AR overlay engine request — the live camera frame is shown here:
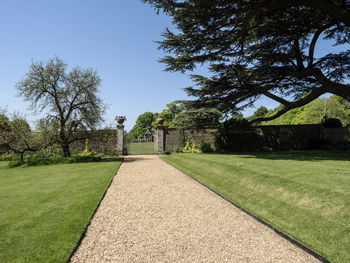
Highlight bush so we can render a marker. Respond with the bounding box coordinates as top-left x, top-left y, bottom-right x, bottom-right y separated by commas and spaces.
307, 138, 330, 150
8, 153, 103, 167
215, 119, 265, 152
322, 118, 342, 128
331, 141, 350, 151
199, 143, 213, 153
183, 138, 198, 153
0, 154, 19, 161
